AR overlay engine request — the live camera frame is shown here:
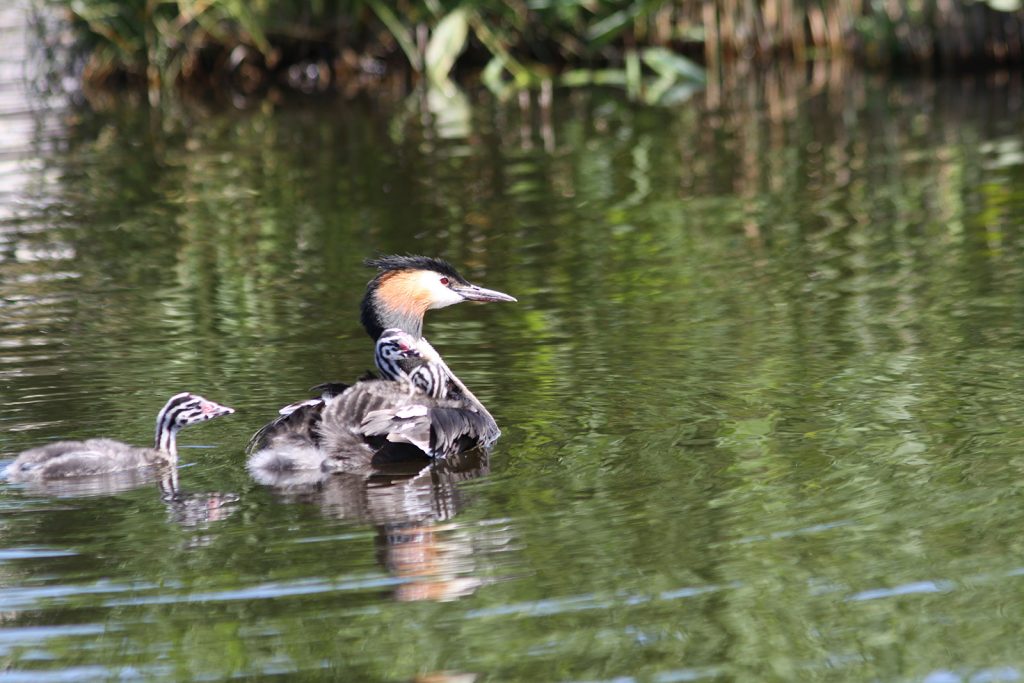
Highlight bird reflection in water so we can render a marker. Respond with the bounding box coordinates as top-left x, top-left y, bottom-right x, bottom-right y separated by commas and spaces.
6, 466, 170, 499
4, 464, 240, 538
260, 448, 513, 603
157, 468, 240, 536
413, 673, 478, 683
